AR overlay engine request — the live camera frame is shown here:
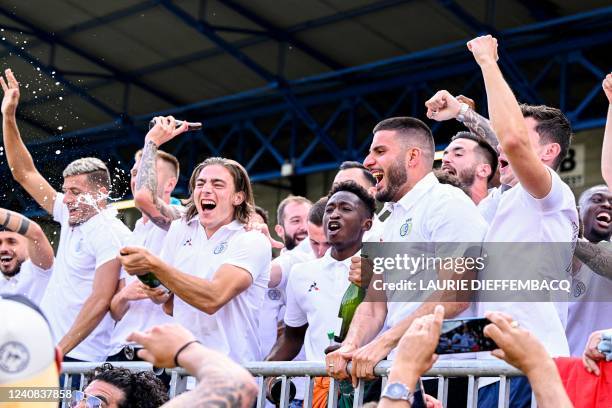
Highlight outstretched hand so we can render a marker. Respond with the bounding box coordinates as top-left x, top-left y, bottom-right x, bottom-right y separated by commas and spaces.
425, 90, 462, 121
146, 116, 190, 147
0, 68, 20, 117
467, 35, 499, 66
